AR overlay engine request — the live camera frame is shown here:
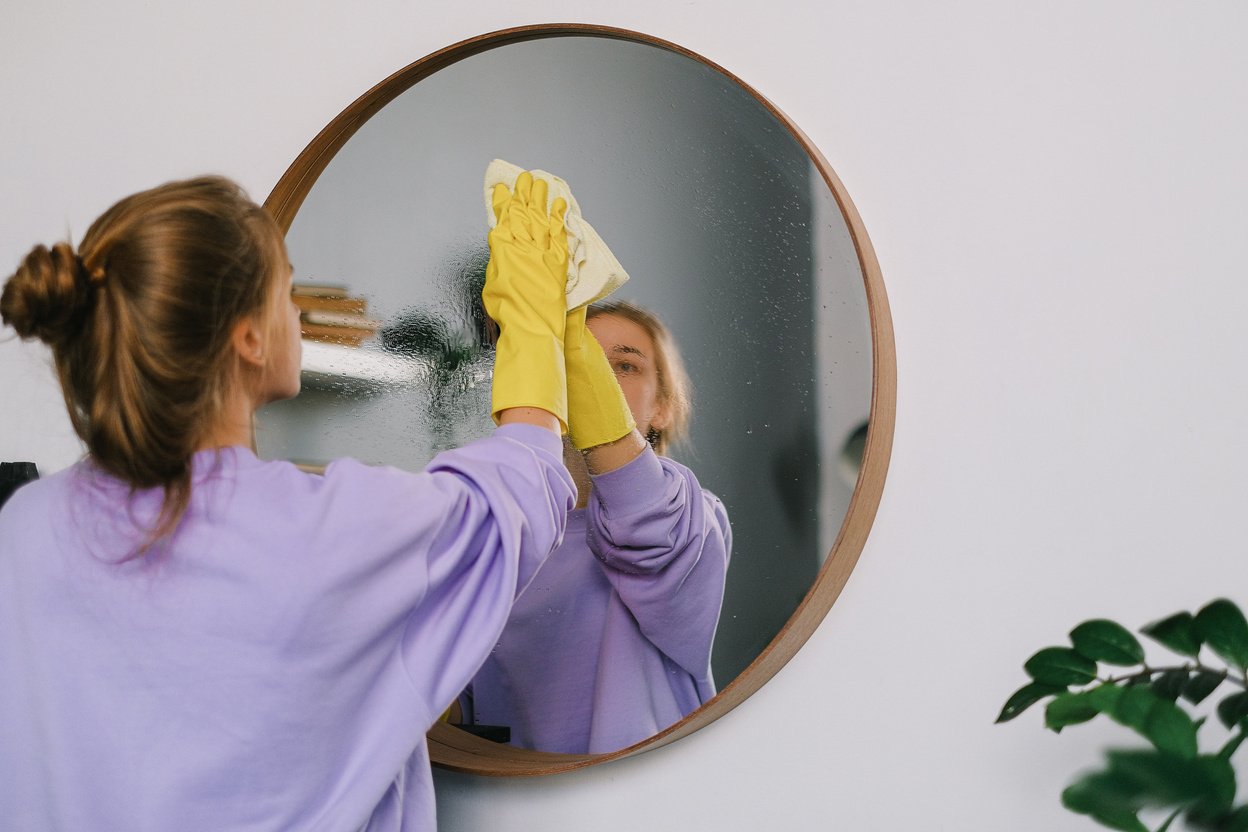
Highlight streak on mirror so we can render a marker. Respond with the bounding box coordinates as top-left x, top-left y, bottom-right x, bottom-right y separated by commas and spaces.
259, 24, 895, 774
